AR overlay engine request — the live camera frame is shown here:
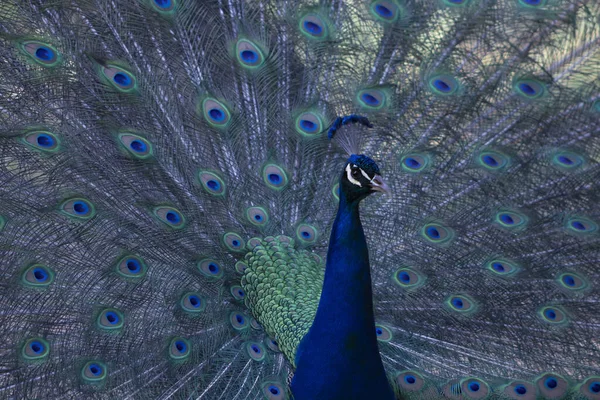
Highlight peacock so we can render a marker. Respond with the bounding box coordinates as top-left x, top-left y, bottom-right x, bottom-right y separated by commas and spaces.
1, 0, 599, 398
